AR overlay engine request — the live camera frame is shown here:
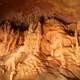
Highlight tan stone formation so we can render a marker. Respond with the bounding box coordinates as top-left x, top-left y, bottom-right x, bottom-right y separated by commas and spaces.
0, 0, 80, 80
0, 17, 80, 80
